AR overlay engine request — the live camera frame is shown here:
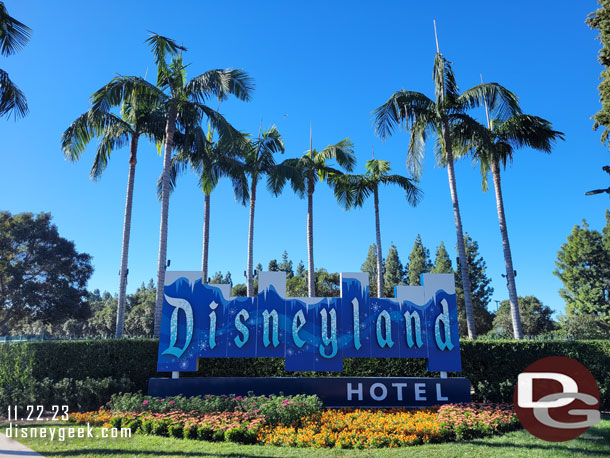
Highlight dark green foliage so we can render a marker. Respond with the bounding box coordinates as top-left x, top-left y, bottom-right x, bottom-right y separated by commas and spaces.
0, 212, 93, 335
267, 259, 279, 271
493, 296, 555, 337
212, 429, 225, 442
588, 1, 610, 147
2, 339, 610, 411
455, 234, 494, 336
183, 423, 198, 439
225, 427, 257, 444
279, 251, 294, 279
286, 269, 339, 297
152, 419, 170, 436
432, 241, 453, 273
0, 374, 134, 412
407, 234, 432, 286
554, 219, 610, 323
168, 423, 184, 439
196, 425, 214, 441
0, 1, 30, 119
559, 313, 610, 339
361, 243, 380, 297
383, 243, 405, 297
141, 419, 154, 434
231, 284, 247, 297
